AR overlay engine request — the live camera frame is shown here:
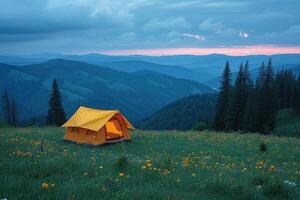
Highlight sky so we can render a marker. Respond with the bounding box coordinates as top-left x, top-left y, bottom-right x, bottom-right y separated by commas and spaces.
1, 0, 300, 56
